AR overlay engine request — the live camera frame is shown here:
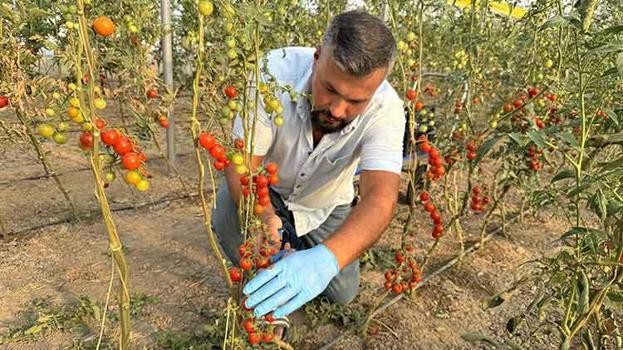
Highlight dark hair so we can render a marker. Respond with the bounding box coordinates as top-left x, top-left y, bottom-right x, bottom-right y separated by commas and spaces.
322, 10, 396, 77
